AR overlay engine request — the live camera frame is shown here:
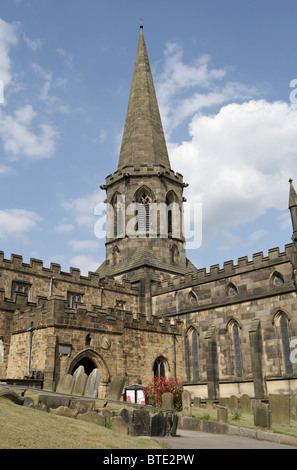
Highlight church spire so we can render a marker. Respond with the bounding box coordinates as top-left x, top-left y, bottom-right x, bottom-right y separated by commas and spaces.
117, 26, 171, 170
